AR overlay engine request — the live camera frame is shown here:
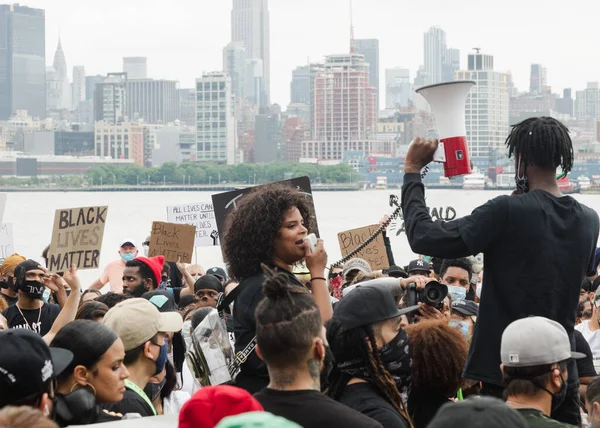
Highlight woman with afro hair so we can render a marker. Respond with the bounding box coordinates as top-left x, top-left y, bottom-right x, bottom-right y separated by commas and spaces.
221, 183, 331, 393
